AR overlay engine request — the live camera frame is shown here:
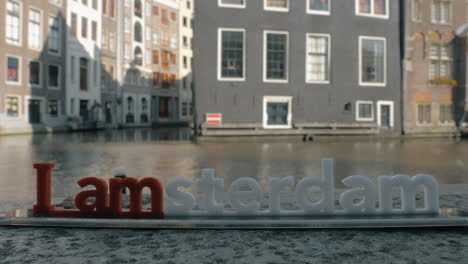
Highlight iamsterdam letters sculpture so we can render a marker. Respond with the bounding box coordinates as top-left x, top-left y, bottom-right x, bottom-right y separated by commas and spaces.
33, 159, 440, 219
